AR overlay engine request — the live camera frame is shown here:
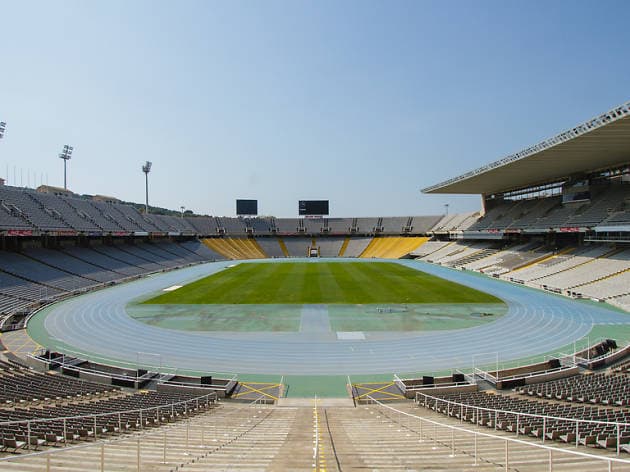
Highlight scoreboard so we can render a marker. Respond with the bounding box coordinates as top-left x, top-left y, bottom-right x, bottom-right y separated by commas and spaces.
236, 199, 258, 216
299, 200, 329, 216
